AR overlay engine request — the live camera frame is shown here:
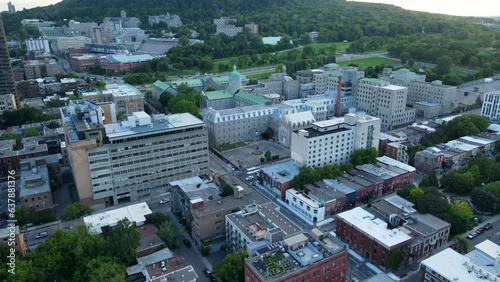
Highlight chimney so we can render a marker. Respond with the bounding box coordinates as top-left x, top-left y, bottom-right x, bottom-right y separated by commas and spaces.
335, 76, 342, 117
